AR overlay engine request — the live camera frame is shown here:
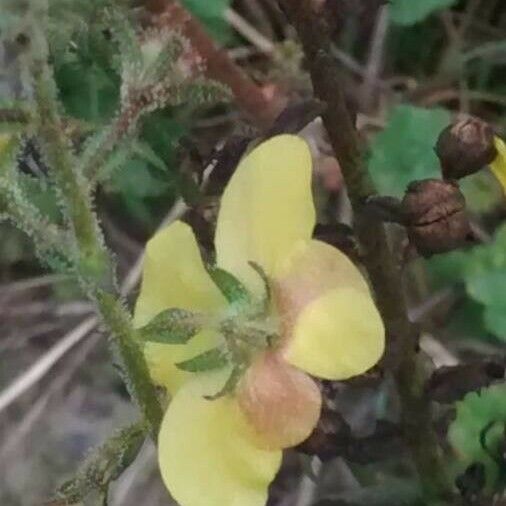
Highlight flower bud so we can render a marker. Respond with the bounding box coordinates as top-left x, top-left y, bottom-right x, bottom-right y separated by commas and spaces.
401, 179, 473, 257
436, 117, 497, 180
